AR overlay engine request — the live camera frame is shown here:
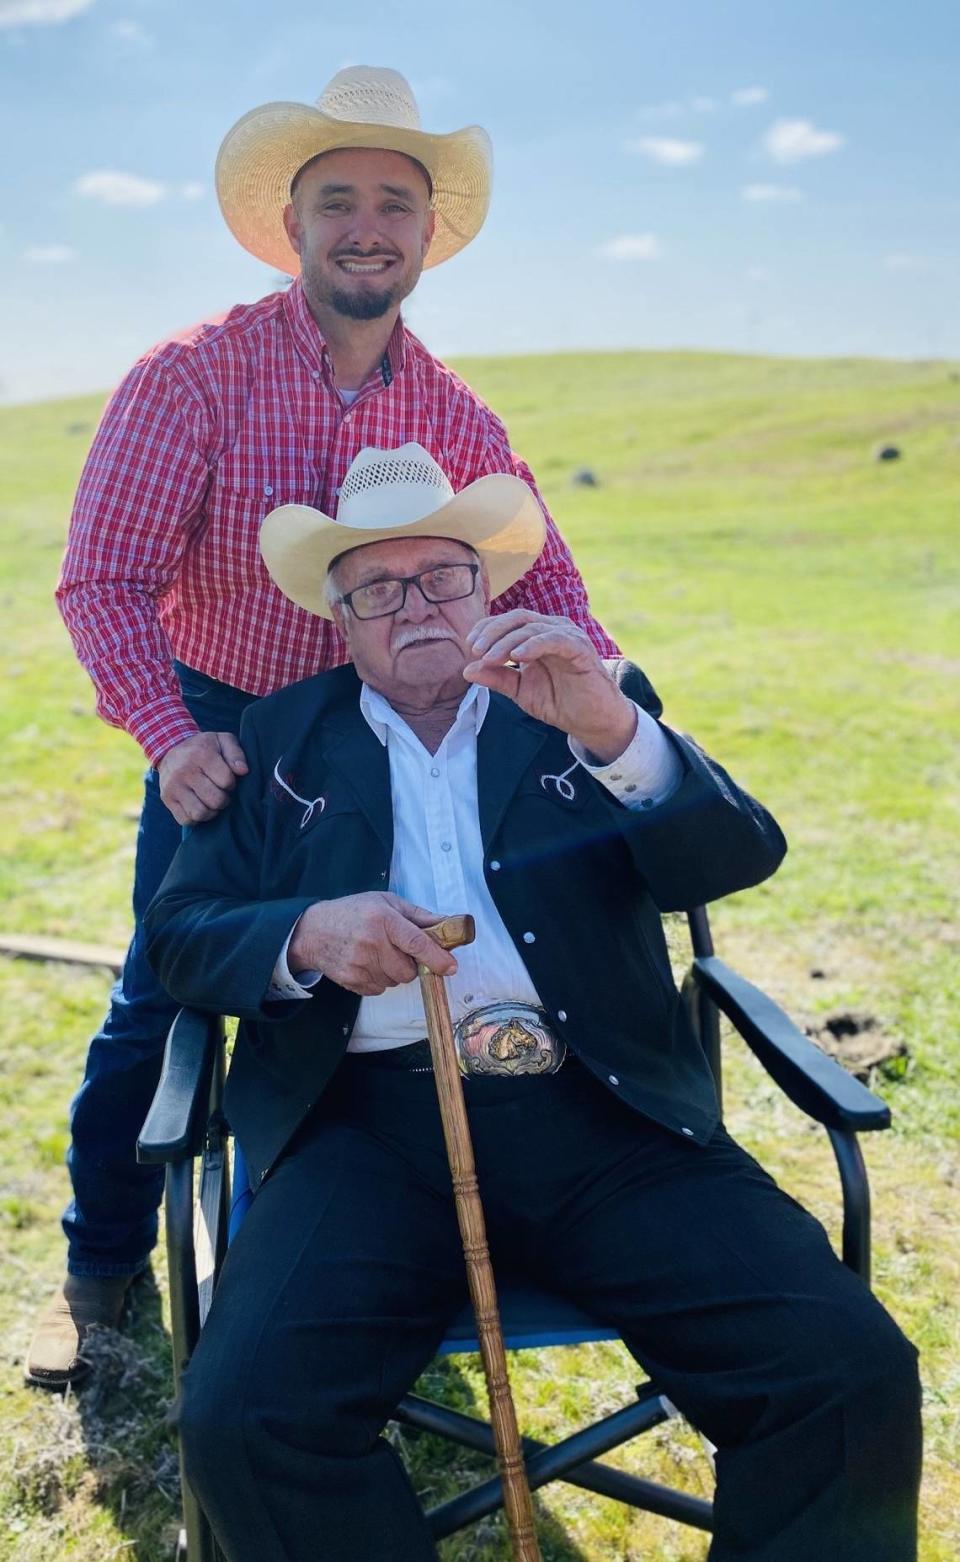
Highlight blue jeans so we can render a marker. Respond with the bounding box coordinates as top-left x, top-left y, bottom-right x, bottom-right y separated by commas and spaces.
63, 663, 256, 1276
